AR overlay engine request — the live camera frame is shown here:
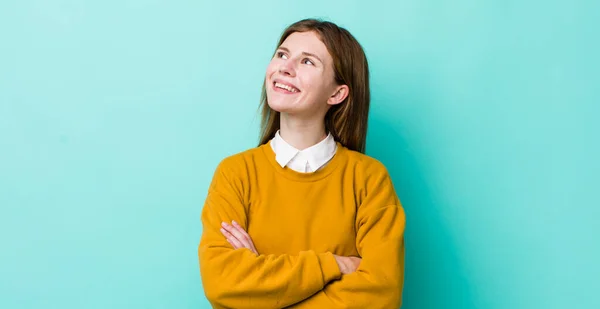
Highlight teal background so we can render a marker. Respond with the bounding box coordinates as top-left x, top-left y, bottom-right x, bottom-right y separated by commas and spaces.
1, 1, 598, 308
